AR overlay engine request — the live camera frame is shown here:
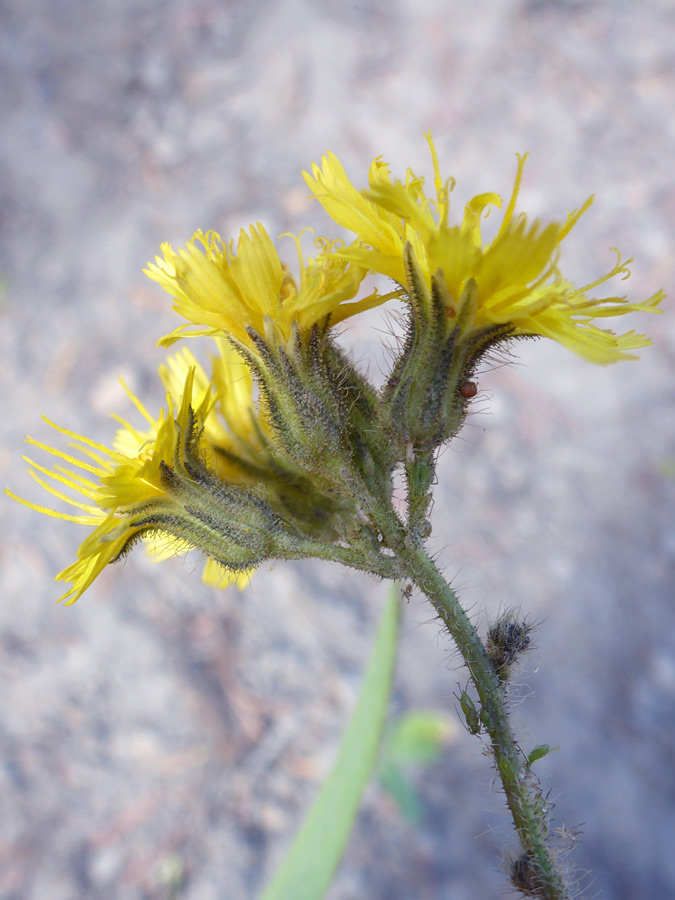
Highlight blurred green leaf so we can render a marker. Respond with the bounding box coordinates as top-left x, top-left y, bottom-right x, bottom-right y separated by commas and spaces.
658, 459, 675, 479
382, 710, 453, 767
378, 709, 455, 822
259, 588, 400, 900
154, 853, 185, 900
378, 763, 422, 823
